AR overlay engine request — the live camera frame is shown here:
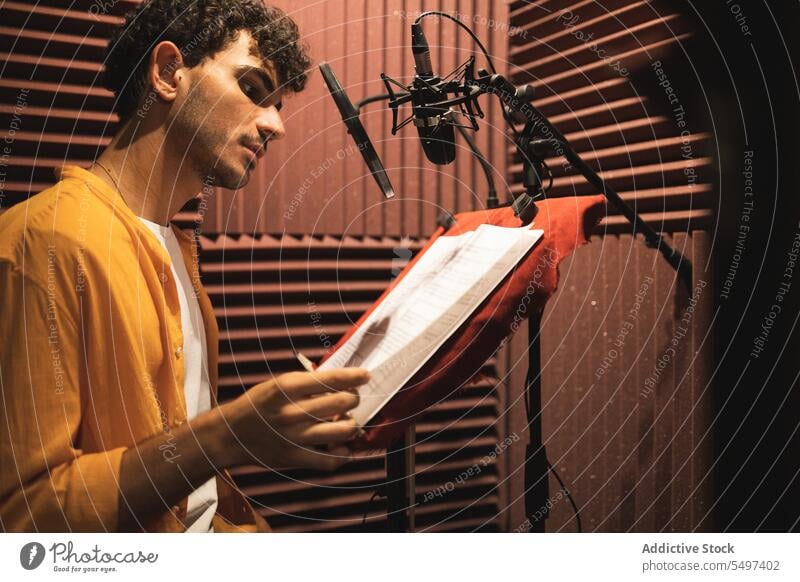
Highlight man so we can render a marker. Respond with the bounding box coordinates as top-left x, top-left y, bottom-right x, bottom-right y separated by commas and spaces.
0, 0, 368, 532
